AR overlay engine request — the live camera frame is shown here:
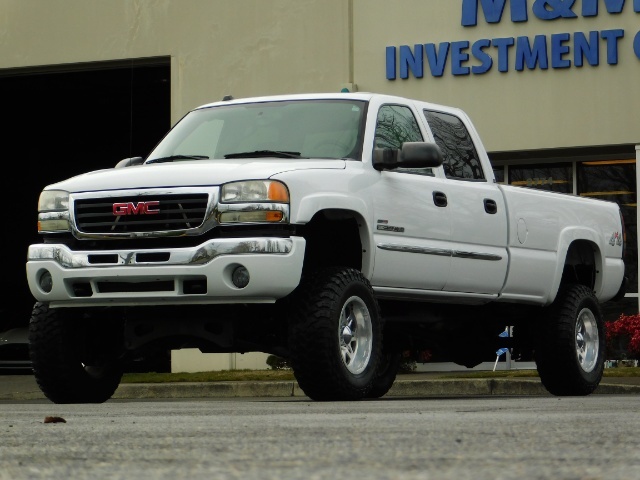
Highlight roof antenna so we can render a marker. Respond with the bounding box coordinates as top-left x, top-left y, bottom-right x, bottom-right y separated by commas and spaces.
222, 95, 234, 101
